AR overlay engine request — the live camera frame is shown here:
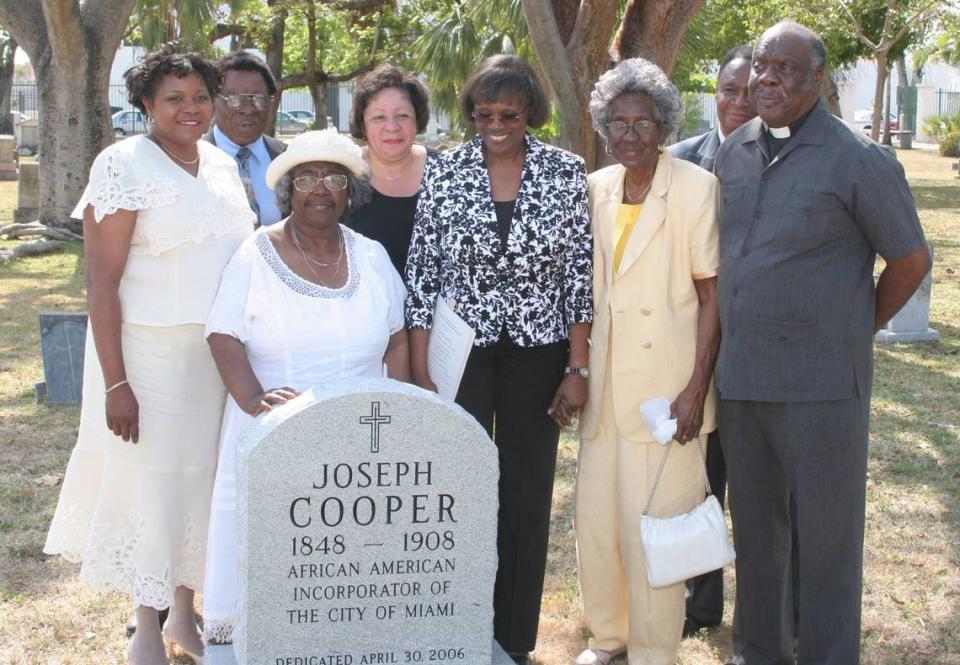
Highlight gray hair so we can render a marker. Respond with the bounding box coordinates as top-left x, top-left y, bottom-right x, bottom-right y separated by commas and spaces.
274, 171, 372, 222
589, 58, 683, 139
759, 21, 828, 81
